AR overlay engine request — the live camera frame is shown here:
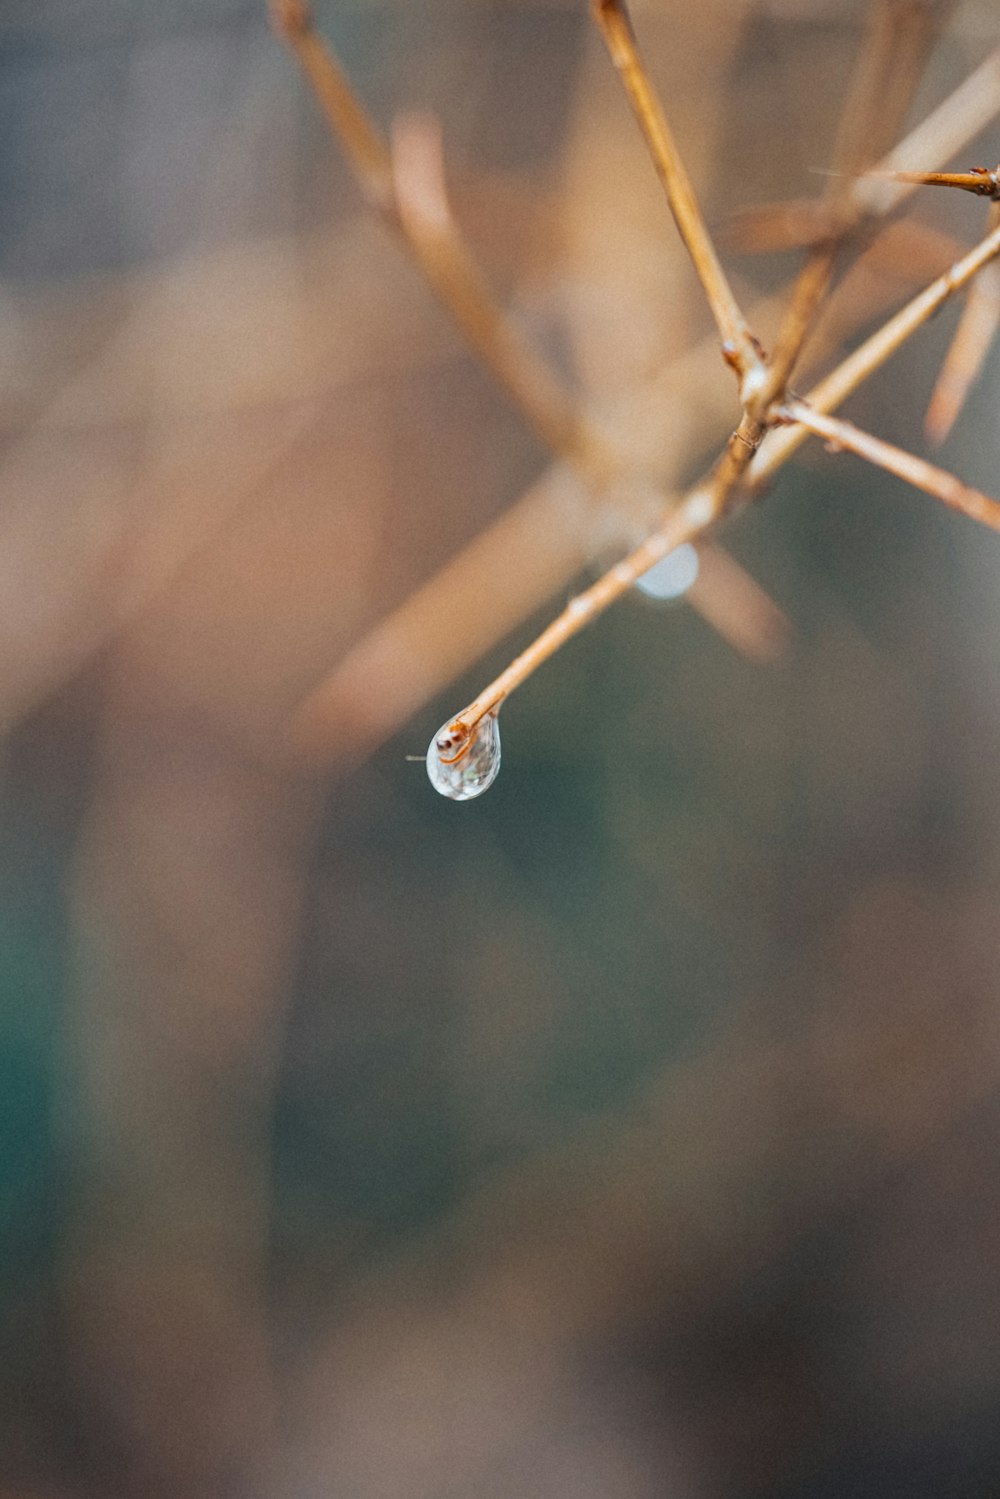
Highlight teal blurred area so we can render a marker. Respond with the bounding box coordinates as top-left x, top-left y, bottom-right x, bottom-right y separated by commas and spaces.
3, 2, 1000, 1497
